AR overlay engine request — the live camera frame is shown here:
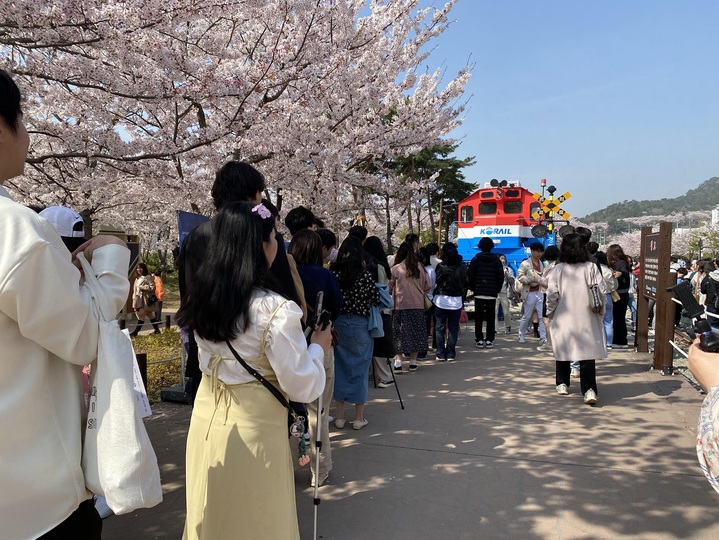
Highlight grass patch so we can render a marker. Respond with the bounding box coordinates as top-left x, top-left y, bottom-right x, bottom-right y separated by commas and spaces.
131, 329, 184, 403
